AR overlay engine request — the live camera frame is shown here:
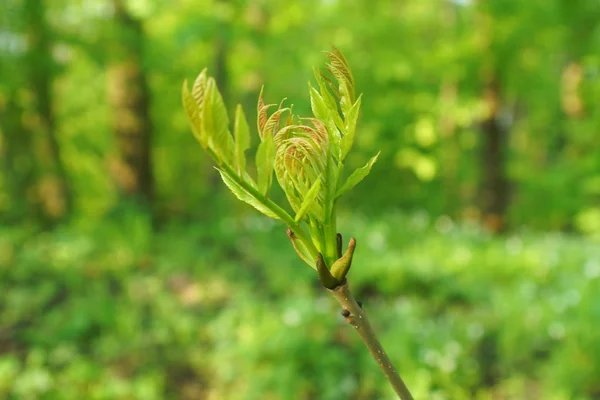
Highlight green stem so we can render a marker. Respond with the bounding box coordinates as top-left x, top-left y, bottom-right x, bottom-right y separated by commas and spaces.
324, 206, 337, 265
328, 281, 414, 400
220, 163, 319, 260
309, 217, 325, 254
